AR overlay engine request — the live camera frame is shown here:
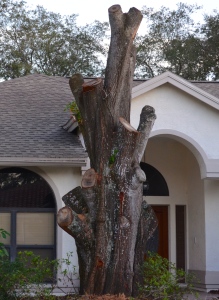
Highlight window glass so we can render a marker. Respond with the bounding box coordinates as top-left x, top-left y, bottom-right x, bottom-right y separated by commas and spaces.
0, 212, 11, 245
17, 213, 54, 245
